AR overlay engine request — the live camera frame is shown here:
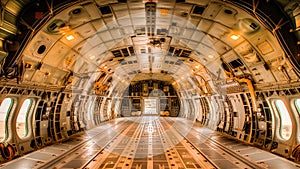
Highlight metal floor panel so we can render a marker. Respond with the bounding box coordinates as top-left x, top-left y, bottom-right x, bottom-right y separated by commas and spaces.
26, 152, 55, 161
237, 147, 259, 155
213, 159, 241, 169
2, 117, 300, 169
62, 159, 89, 168
247, 152, 275, 161
264, 158, 299, 168
0, 159, 38, 169
200, 149, 226, 159
39, 147, 66, 154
